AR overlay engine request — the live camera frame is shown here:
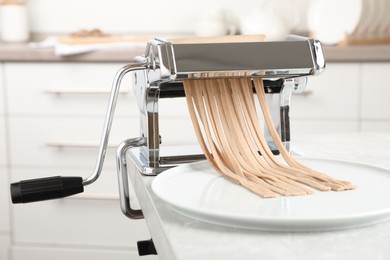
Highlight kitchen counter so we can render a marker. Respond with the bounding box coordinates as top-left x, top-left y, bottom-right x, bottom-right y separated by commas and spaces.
1, 41, 390, 62
0, 42, 143, 62
128, 133, 390, 260
322, 45, 390, 62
